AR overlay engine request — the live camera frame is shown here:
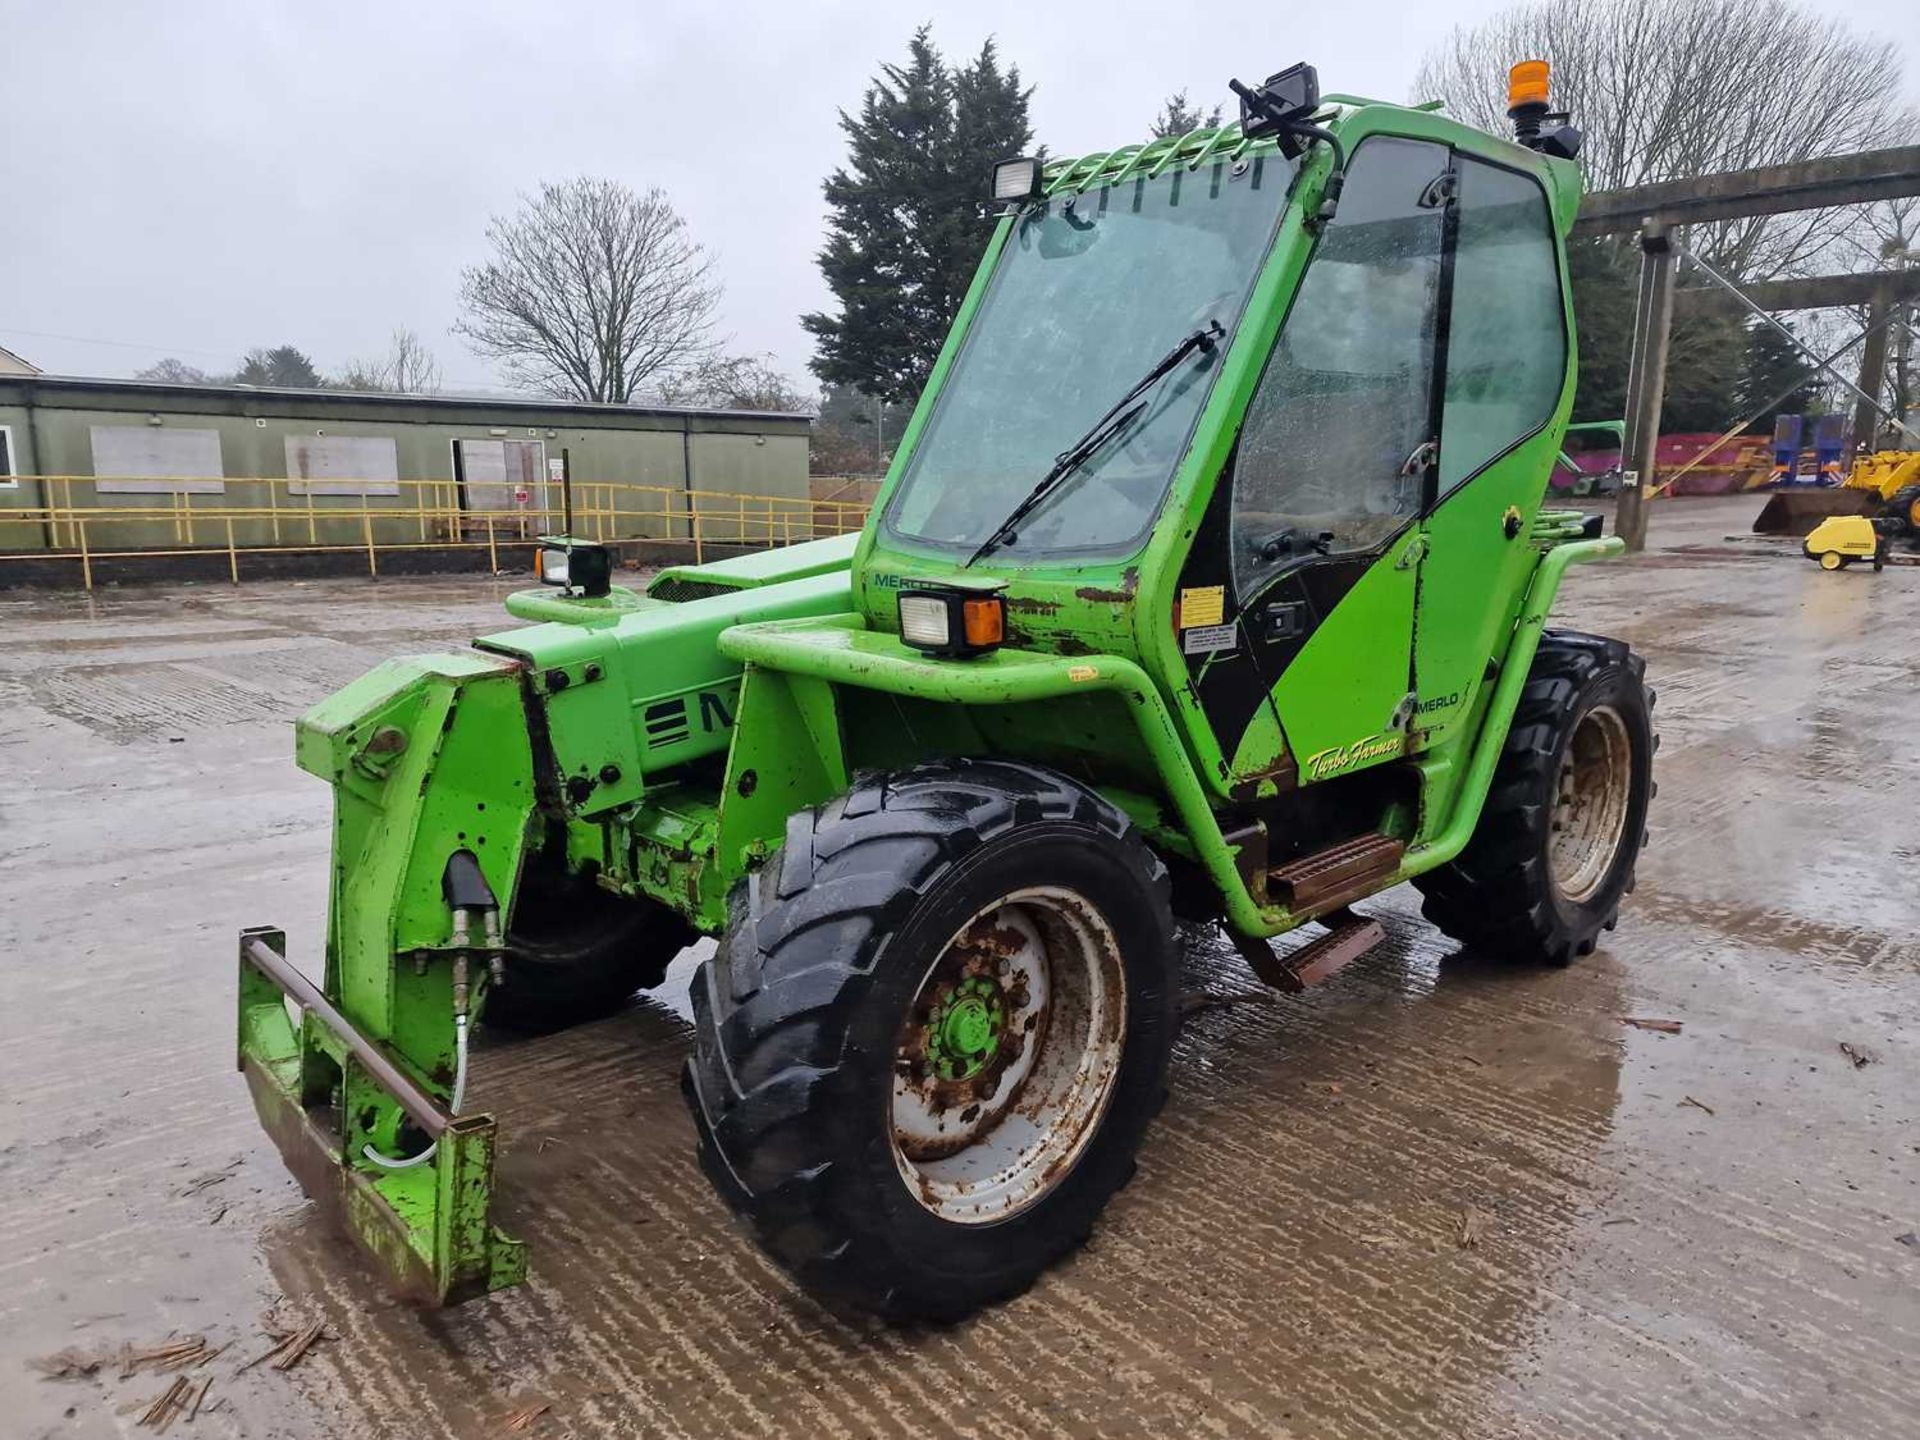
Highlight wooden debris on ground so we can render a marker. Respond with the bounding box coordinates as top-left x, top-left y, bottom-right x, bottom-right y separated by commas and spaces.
502, 1400, 552, 1431
177, 1160, 242, 1198
1619, 1016, 1684, 1034
120, 1336, 223, 1378
240, 1317, 332, 1374
1457, 1206, 1487, 1249
138, 1375, 194, 1430
1680, 1094, 1716, 1116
